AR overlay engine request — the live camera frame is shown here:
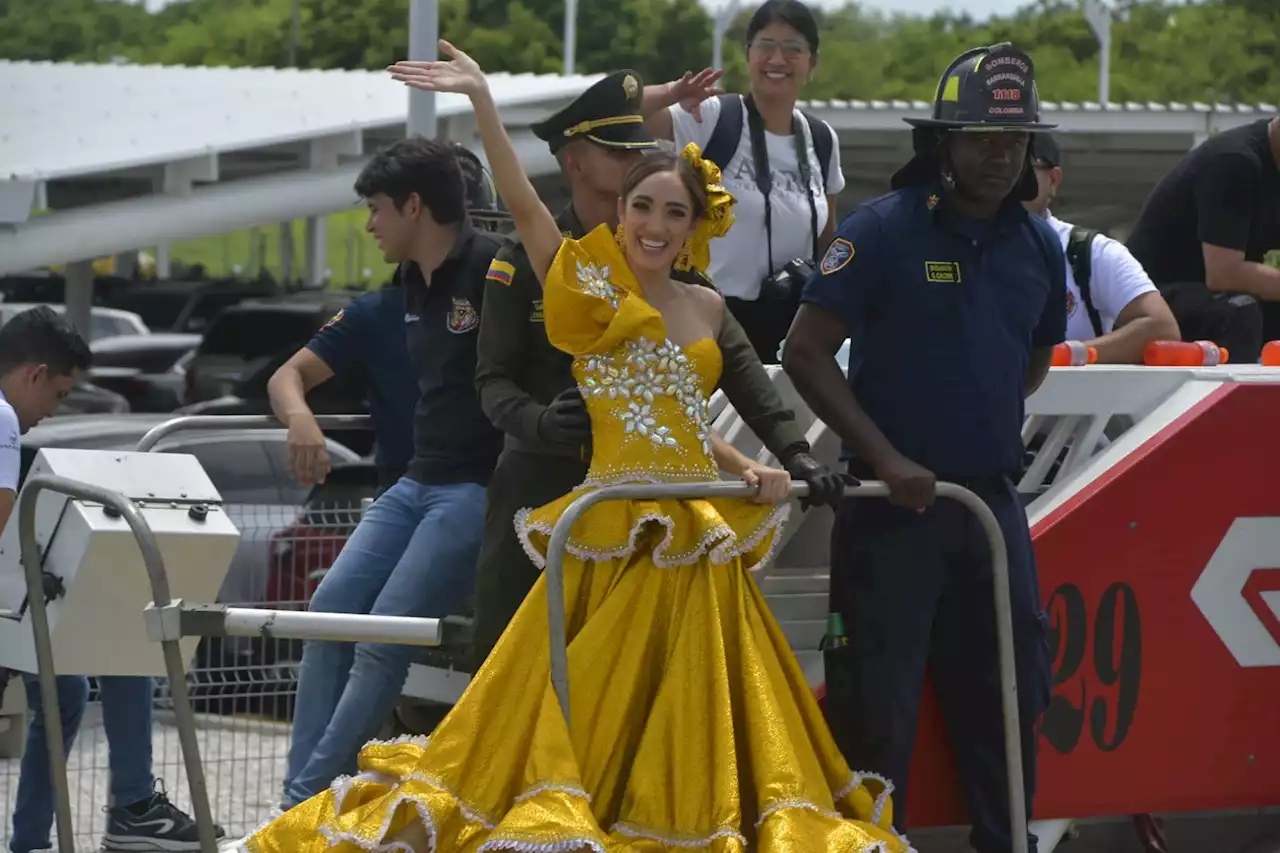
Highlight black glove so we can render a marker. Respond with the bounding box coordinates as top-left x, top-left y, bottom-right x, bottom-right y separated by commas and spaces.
537, 387, 592, 446
784, 451, 855, 510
